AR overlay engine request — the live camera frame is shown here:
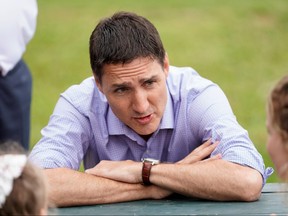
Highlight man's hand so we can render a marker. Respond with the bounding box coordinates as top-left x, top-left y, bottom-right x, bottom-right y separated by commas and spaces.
85, 160, 142, 183
85, 139, 220, 184
177, 139, 221, 164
